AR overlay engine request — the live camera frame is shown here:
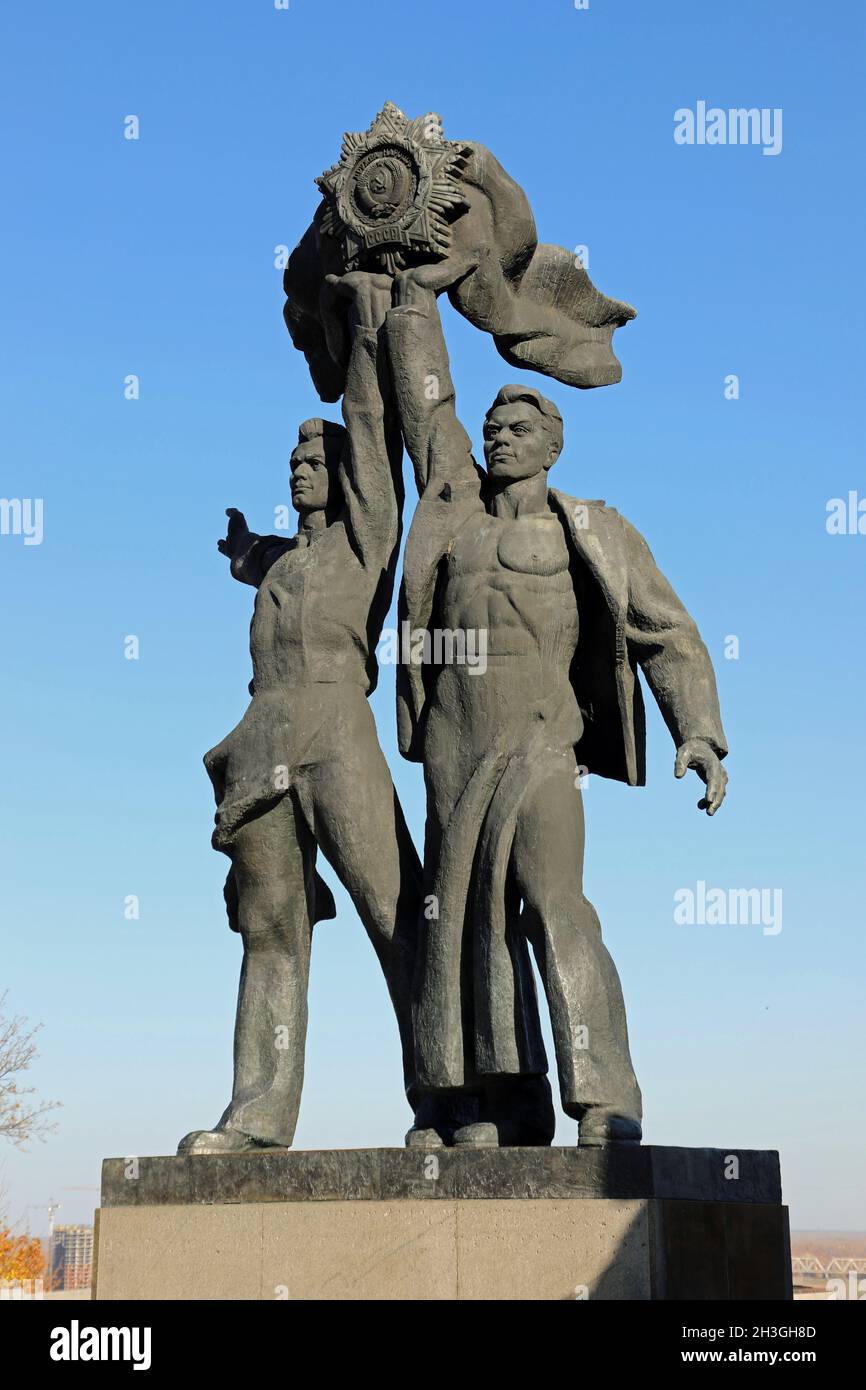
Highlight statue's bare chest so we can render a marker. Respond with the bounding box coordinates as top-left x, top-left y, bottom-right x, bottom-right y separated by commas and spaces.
443, 512, 578, 649
448, 512, 572, 584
